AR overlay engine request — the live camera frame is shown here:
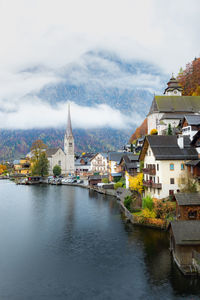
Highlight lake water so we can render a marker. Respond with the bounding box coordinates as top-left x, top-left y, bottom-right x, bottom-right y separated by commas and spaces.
1, 180, 200, 299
